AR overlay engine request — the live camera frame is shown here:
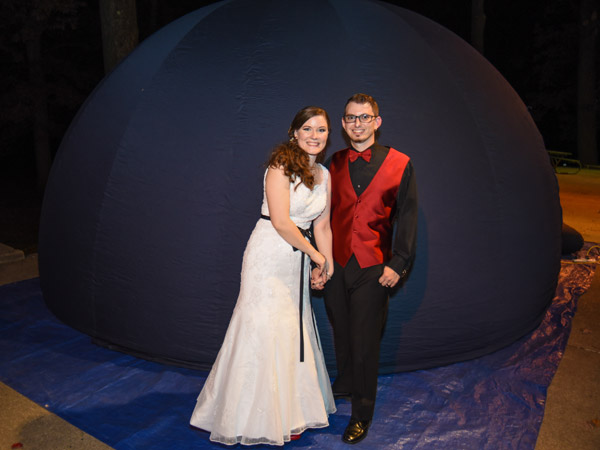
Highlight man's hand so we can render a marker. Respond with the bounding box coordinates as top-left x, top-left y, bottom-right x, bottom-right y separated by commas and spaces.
379, 266, 400, 288
311, 267, 326, 290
